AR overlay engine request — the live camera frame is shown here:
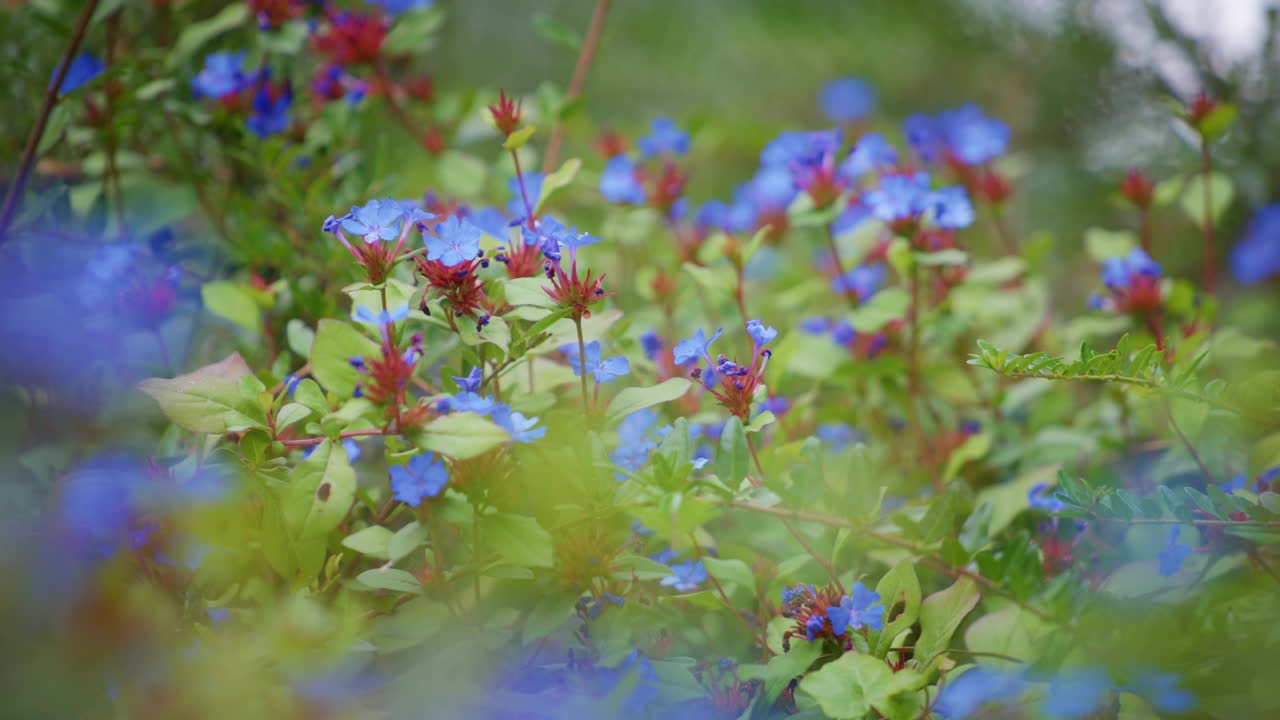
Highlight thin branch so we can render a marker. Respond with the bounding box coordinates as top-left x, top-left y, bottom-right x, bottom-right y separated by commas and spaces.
0, 0, 104, 243
541, 0, 612, 173
690, 536, 775, 656
1166, 400, 1220, 485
